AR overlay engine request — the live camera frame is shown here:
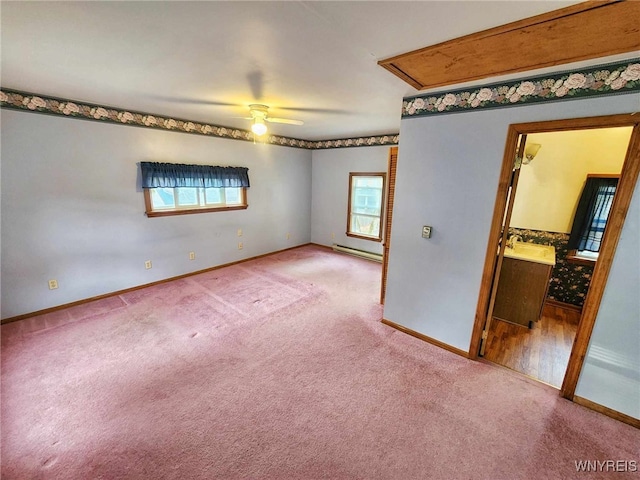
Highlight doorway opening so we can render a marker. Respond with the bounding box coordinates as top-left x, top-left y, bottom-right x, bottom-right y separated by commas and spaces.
470, 114, 640, 400
482, 127, 632, 388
